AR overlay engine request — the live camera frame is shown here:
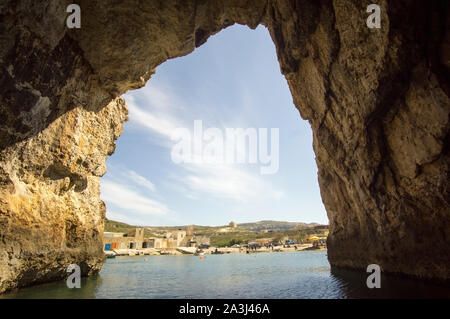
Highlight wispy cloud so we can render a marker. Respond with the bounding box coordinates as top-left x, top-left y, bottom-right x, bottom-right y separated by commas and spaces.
101, 162, 179, 225
104, 165, 157, 194
122, 84, 285, 204
125, 85, 183, 140
126, 169, 156, 193
180, 163, 283, 202
128, 99, 180, 138
101, 180, 169, 216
